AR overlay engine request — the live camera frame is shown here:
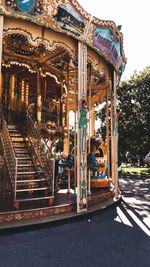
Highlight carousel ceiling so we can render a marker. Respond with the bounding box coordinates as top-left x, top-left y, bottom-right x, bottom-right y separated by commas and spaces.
3, 31, 110, 102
